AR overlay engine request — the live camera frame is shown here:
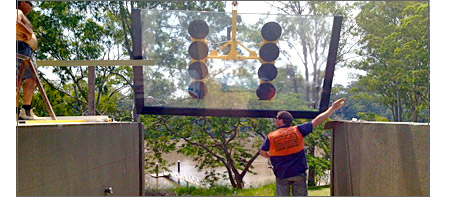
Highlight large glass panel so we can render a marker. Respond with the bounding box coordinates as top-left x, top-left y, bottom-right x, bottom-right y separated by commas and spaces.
141, 9, 334, 111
